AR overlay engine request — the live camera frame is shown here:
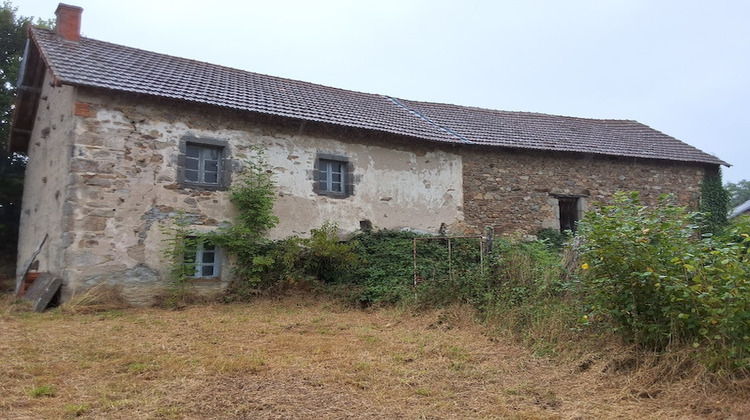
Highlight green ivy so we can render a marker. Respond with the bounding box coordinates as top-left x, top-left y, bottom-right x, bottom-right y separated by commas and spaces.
700, 169, 730, 235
